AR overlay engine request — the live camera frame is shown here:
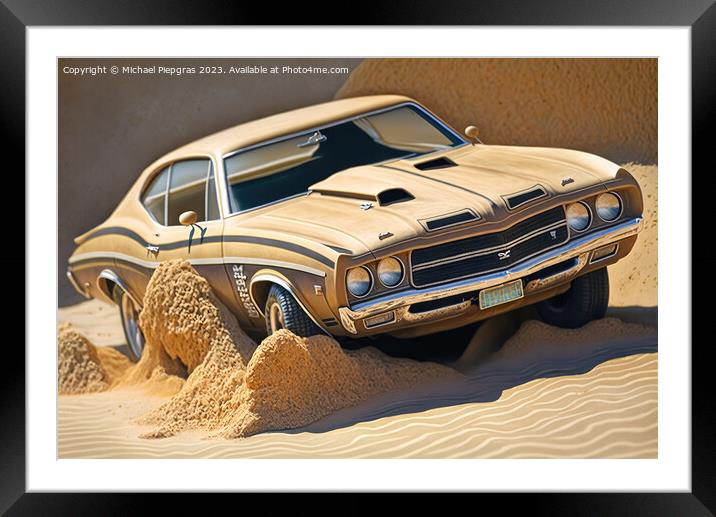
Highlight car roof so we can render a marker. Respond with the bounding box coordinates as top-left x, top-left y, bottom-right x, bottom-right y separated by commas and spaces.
151, 94, 417, 166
